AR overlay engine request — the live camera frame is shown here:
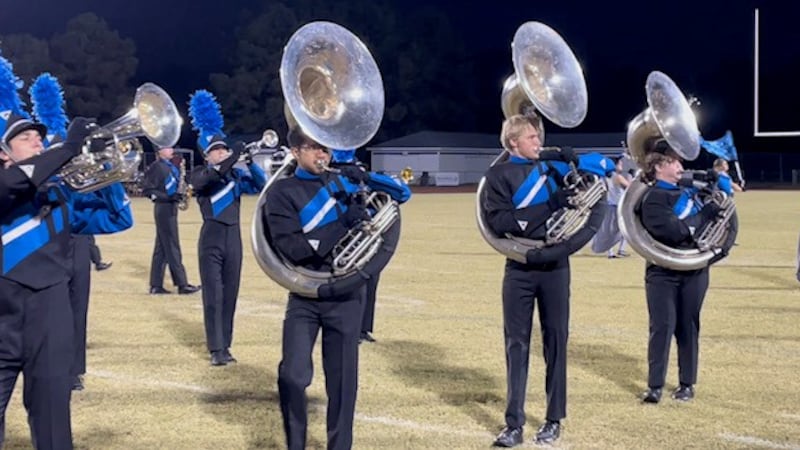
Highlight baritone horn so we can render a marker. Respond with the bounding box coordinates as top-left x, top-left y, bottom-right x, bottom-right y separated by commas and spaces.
59, 82, 182, 193
476, 21, 602, 263
251, 21, 399, 298
618, 71, 737, 270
